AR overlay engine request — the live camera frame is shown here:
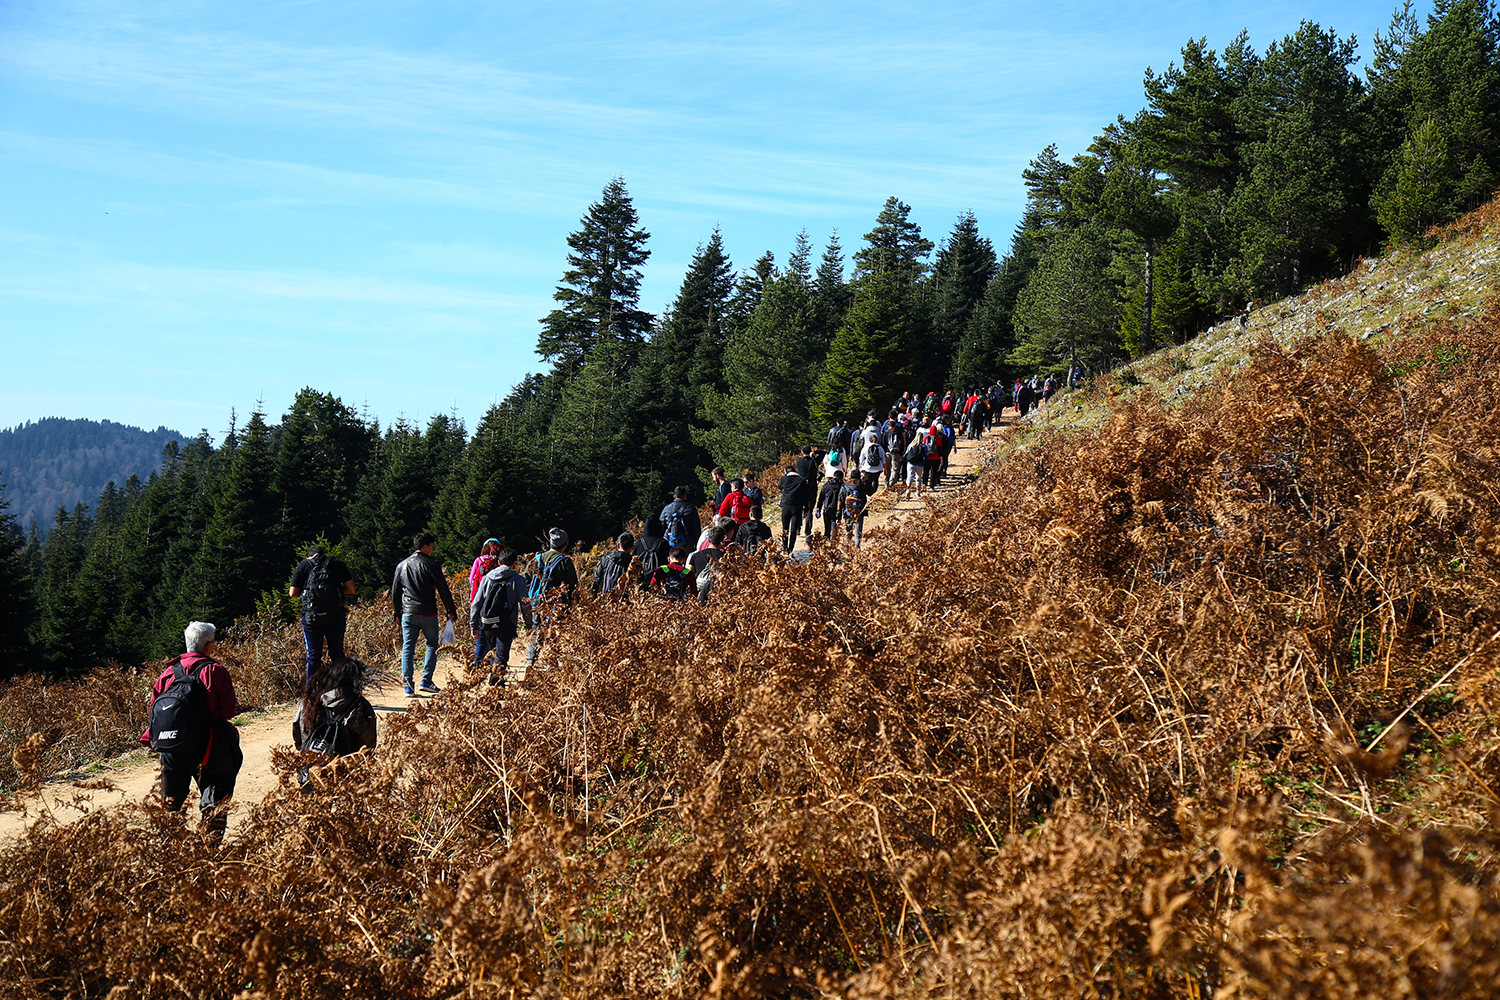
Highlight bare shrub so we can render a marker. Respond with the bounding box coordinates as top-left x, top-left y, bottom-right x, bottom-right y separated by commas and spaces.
1, 253, 1499, 995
